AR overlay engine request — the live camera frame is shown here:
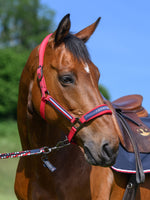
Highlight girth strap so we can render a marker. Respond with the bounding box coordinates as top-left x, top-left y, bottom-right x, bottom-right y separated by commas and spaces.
122, 174, 138, 200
